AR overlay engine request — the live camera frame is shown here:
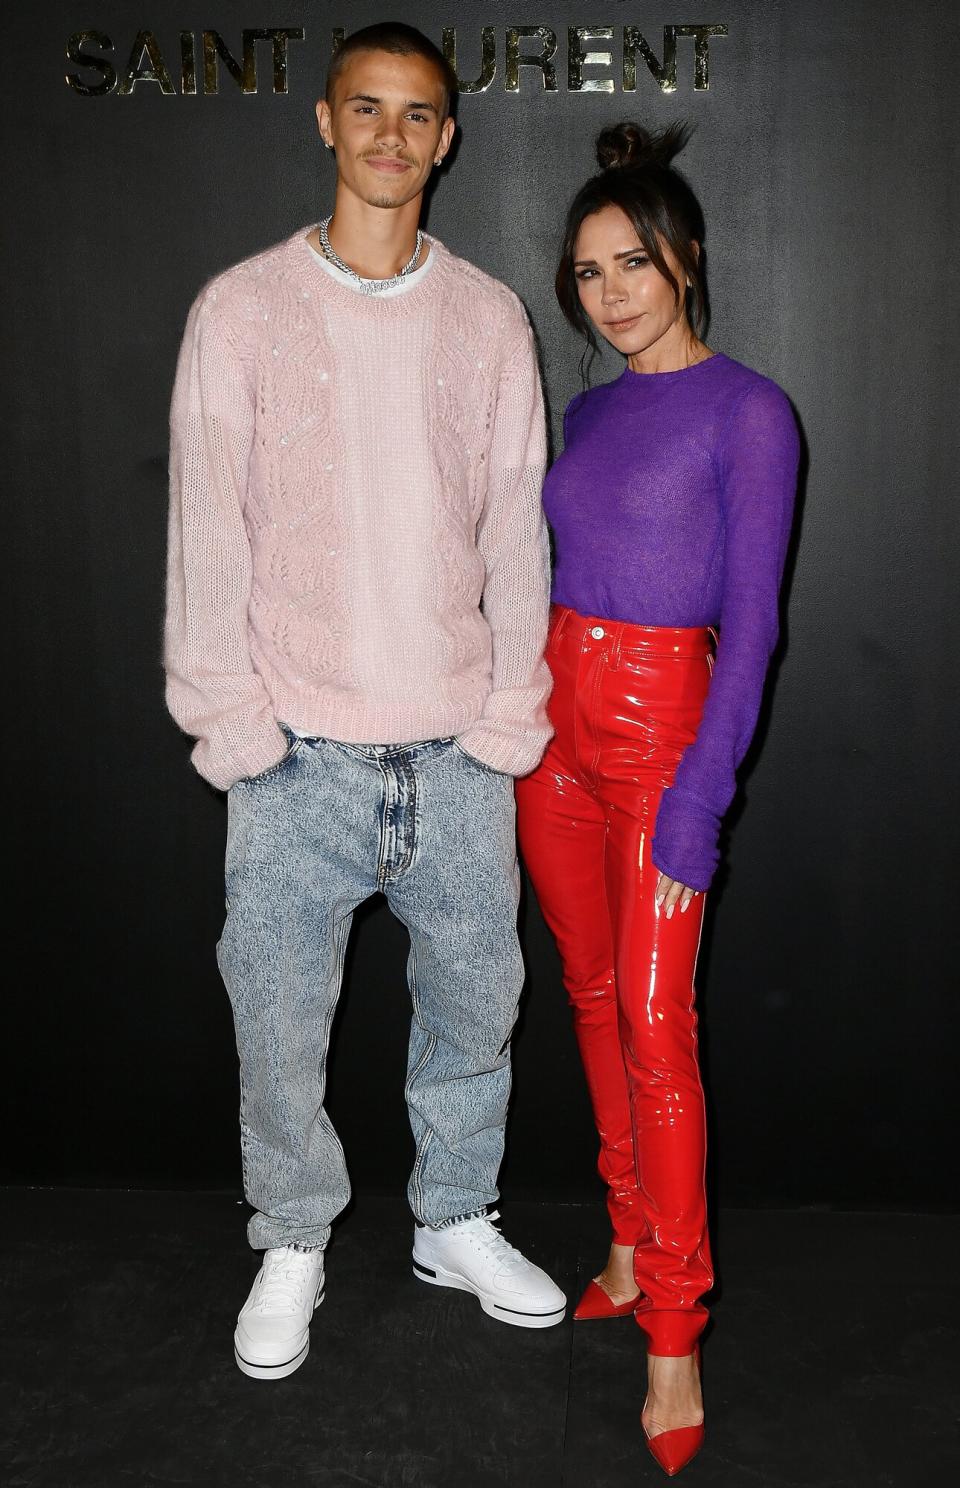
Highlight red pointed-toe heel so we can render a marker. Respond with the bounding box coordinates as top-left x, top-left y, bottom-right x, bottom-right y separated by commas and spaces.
645, 1423, 704, 1477
573, 1279, 644, 1320
643, 1346, 704, 1477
